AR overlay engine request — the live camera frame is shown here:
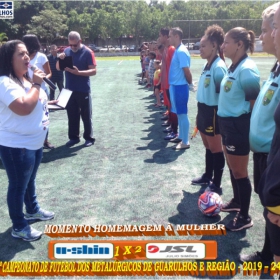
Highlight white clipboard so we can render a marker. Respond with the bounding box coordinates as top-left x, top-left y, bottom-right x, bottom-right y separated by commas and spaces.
48, 88, 72, 110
